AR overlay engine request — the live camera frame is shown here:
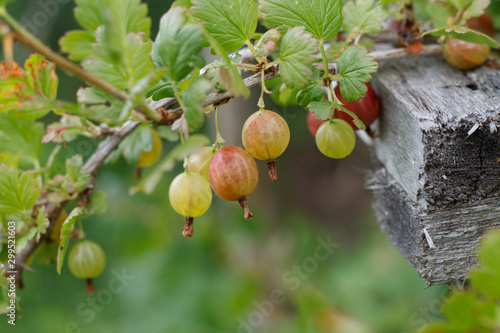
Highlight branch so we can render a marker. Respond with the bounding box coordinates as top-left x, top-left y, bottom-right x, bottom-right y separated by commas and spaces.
9, 14, 443, 283
198, 44, 443, 111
